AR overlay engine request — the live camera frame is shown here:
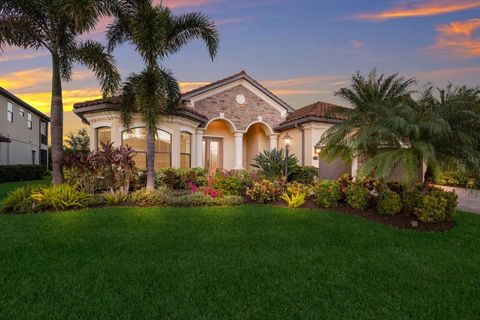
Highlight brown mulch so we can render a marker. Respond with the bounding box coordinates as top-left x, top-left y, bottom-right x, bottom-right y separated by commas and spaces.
245, 198, 455, 233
